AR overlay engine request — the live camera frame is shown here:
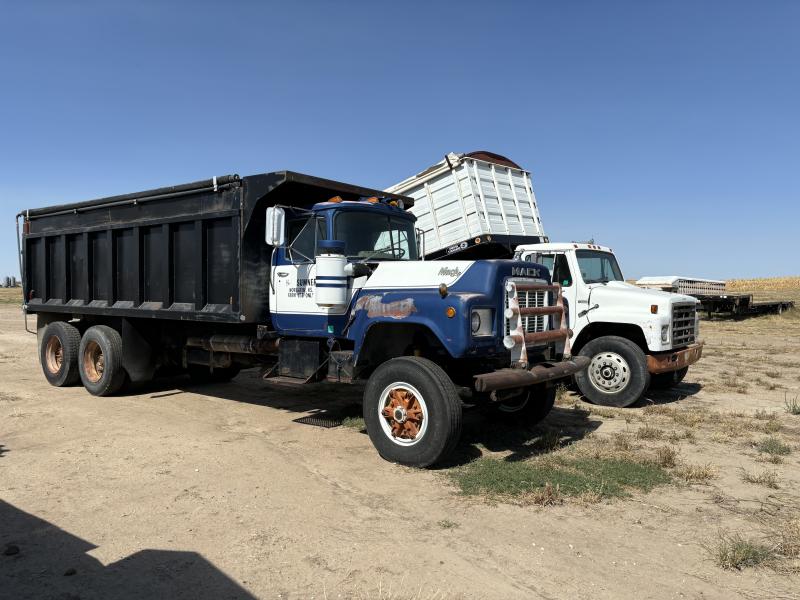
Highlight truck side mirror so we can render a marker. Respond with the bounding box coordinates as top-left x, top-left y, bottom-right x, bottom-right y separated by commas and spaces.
265, 207, 286, 246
